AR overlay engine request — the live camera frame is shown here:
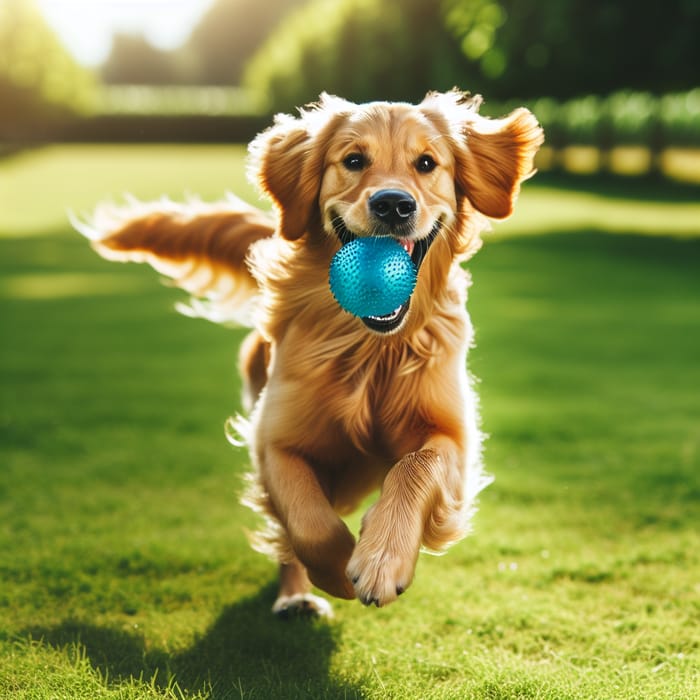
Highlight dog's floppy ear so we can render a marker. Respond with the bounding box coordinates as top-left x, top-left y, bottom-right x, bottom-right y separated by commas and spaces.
249, 95, 349, 240
459, 106, 544, 218
423, 90, 544, 219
